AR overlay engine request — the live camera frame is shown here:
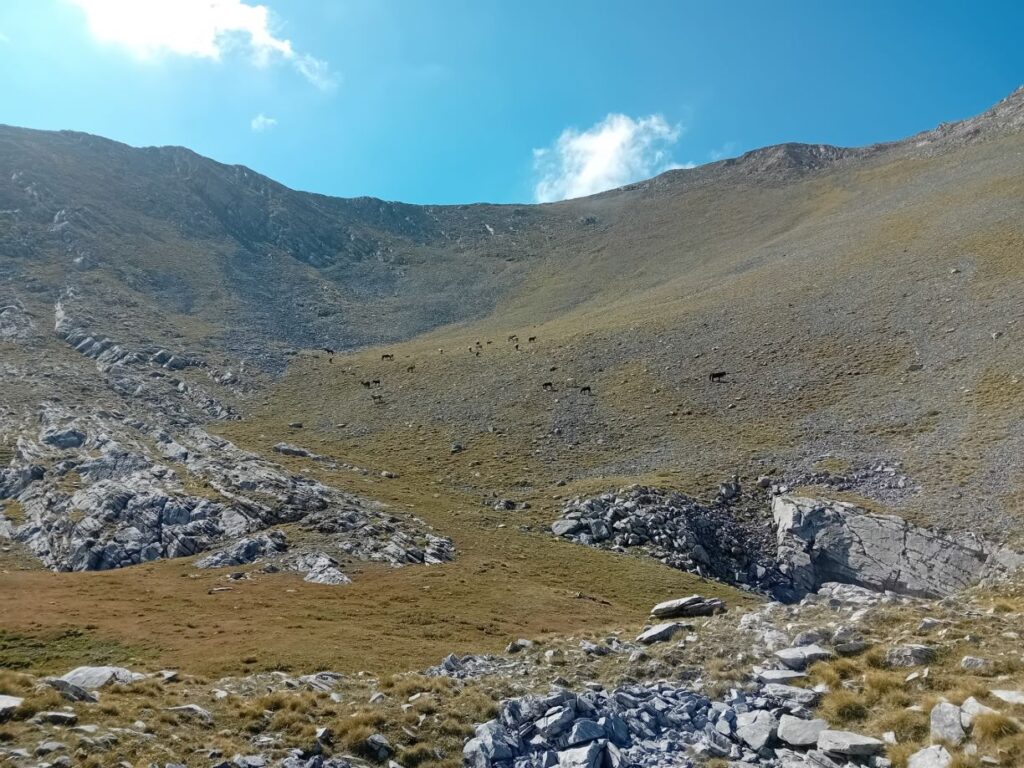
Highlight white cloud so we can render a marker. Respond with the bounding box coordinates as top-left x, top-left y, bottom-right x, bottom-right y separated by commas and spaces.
0, 30, 9, 43
250, 113, 277, 132
67, 0, 337, 90
708, 141, 739, 162
532, 113, 684, 203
